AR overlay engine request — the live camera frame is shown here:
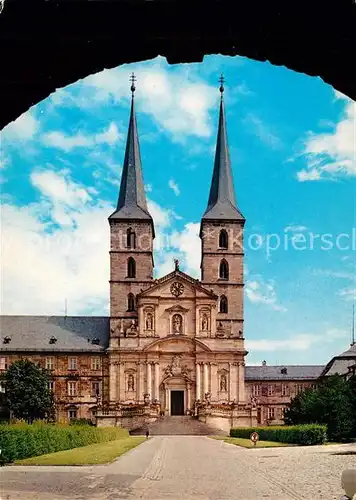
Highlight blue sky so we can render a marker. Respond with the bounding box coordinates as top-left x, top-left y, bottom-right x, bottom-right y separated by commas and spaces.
0, 55, 355, 366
